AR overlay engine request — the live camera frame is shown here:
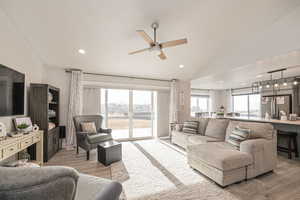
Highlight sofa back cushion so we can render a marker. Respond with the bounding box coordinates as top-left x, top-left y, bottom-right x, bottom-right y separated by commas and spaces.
225, 120, 274, 142
204, 119, 229, 140
182, 121, 199, 134
197, 118, 210, 135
